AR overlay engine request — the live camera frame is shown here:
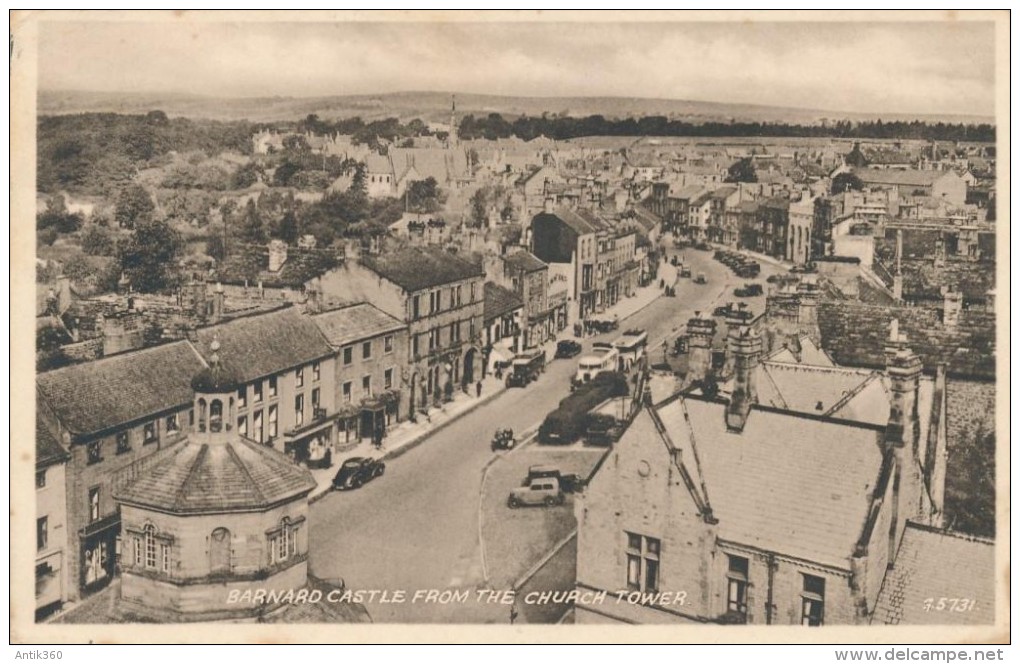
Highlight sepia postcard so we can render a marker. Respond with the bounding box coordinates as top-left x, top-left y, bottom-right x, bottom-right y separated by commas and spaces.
10, 9, 1010, 645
